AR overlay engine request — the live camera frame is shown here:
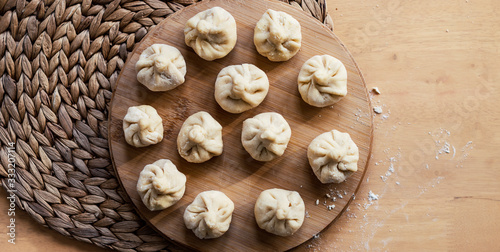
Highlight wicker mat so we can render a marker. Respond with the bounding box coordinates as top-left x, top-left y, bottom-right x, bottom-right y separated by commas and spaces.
0, 0, 333, 251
